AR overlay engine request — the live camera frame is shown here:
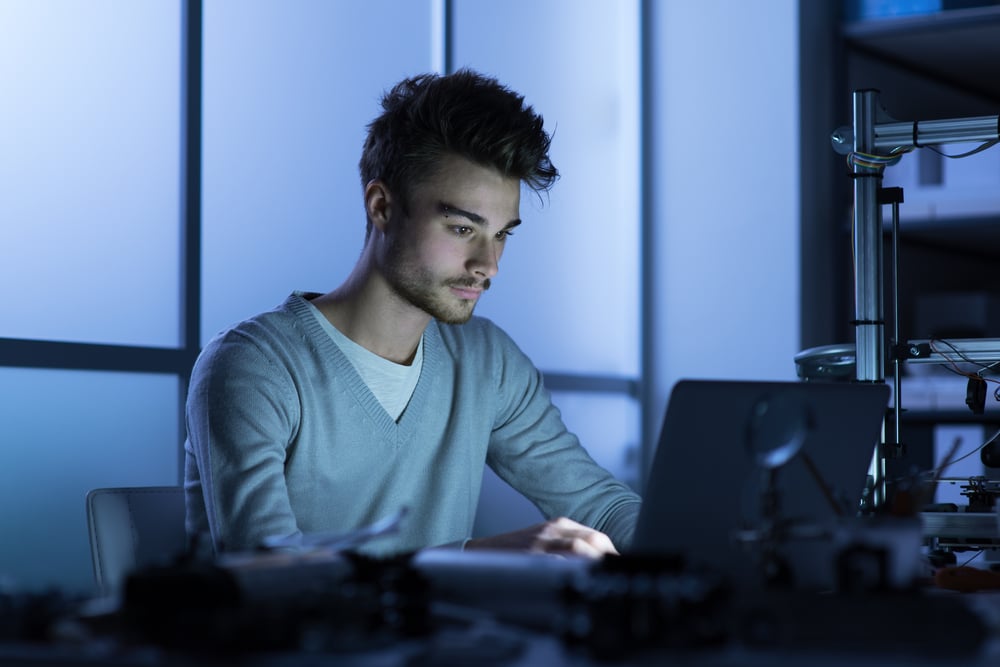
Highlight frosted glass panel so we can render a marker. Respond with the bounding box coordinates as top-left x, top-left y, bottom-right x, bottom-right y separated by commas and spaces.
0, 369, 179, 596
453, 0, 641, 376
473, 391, 640, 537
202, 0, 435, 343
652, 1, 800, 397
0, 1, 182, 347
